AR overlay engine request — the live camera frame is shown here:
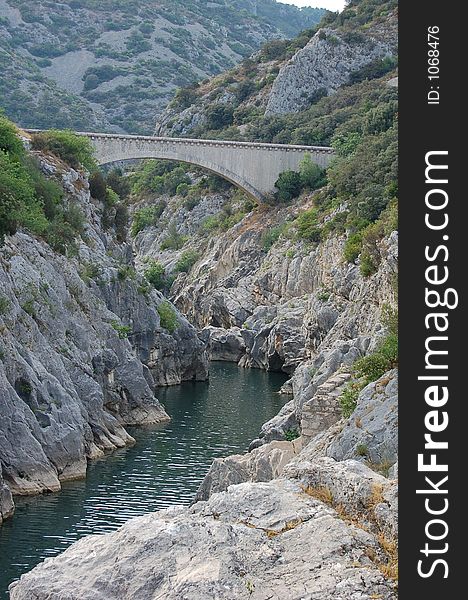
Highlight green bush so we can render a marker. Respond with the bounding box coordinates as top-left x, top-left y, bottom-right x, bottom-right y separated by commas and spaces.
295, 208, 322, 243
157, 301, 178, 333
106, 168, 130, 199
160, 222, 187, 250
111, 320, 132, 339
205, 104, 234, 130
144, 260, 166, 290
89, 171, 107, 202
299, 154, 327, 190
284, 428, 300, 441
339, 381, 363, 418
359, 251, 377, 277
131, 202, 166, 236
0, 115, 24, 156
183, 195, 200, 211
0, 295, 10, 315
261, 224, 286, 251
174, 249, 200, 273
275, 170, 303, 202
355, 333, 398, 384
31, 130, 97, 171
0, 150, 48, 241
343, 232, 363, 263
176, 182, 189, 197
114, 202, 129, 242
